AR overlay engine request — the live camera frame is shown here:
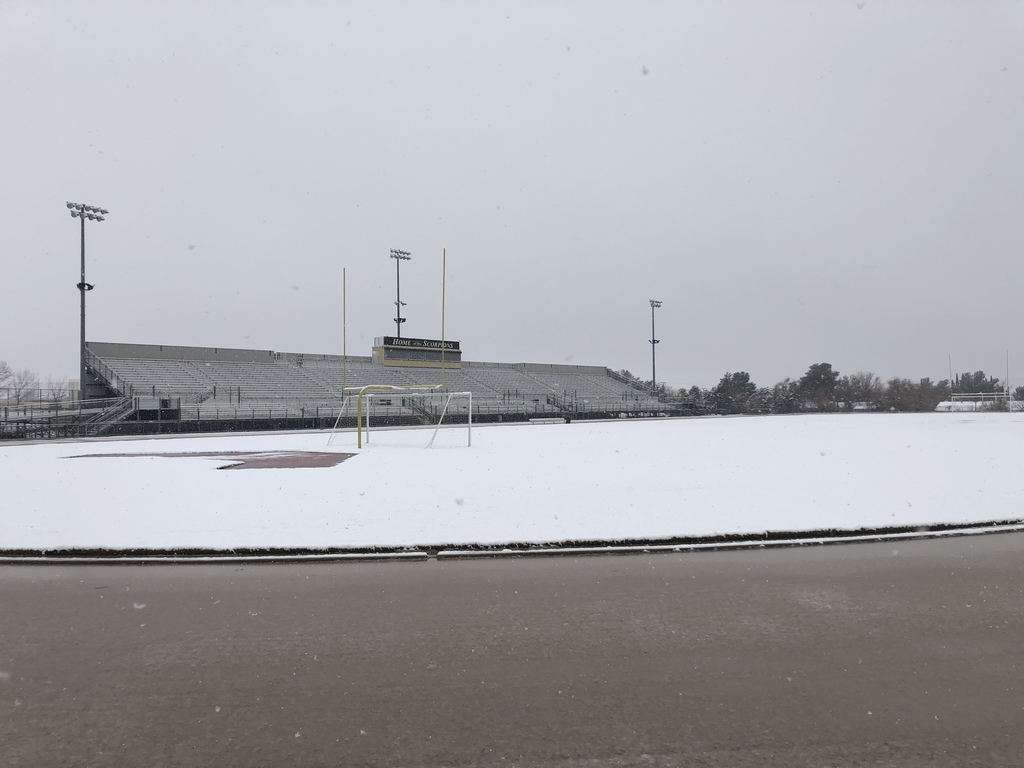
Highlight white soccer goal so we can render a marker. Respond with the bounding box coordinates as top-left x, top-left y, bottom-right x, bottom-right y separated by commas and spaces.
327, 387, 472, 448
325, 395, 353, 447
